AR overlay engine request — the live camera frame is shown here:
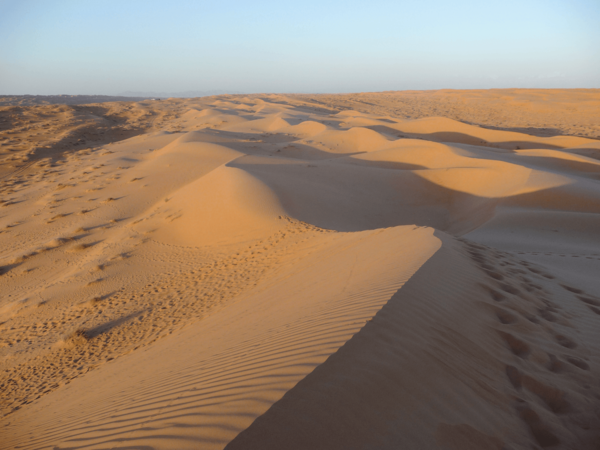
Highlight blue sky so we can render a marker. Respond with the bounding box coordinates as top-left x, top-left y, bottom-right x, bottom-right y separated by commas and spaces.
1, 0, 599, 95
